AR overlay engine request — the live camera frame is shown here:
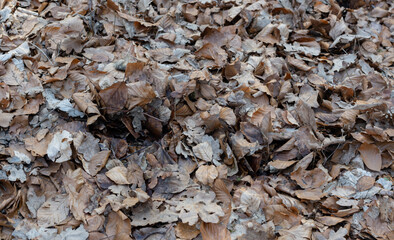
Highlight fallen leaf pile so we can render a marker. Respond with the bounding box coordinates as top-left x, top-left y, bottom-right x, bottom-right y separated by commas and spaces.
0, 0, 393, 239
